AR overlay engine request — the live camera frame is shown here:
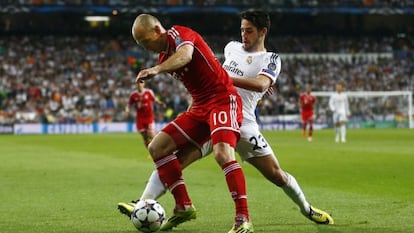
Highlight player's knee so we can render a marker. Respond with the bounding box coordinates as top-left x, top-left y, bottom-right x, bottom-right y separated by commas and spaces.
147, 132, 177, 158
213, 149, 235, 166
212, 143, 235, 166
214, 151, 228, 166
147, 143, 159, 158
147, 141, 171, 159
